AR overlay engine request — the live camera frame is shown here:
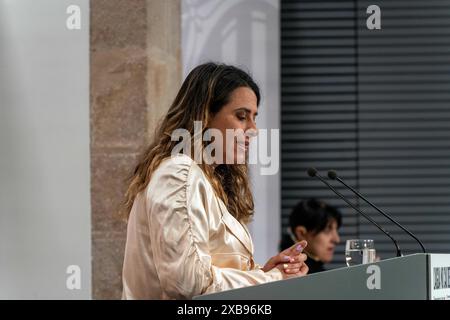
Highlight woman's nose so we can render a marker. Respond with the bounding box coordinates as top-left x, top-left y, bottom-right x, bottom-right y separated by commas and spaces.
246, 122, 258, 137
333, 231, 340, 244
247, 116, 257, 130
